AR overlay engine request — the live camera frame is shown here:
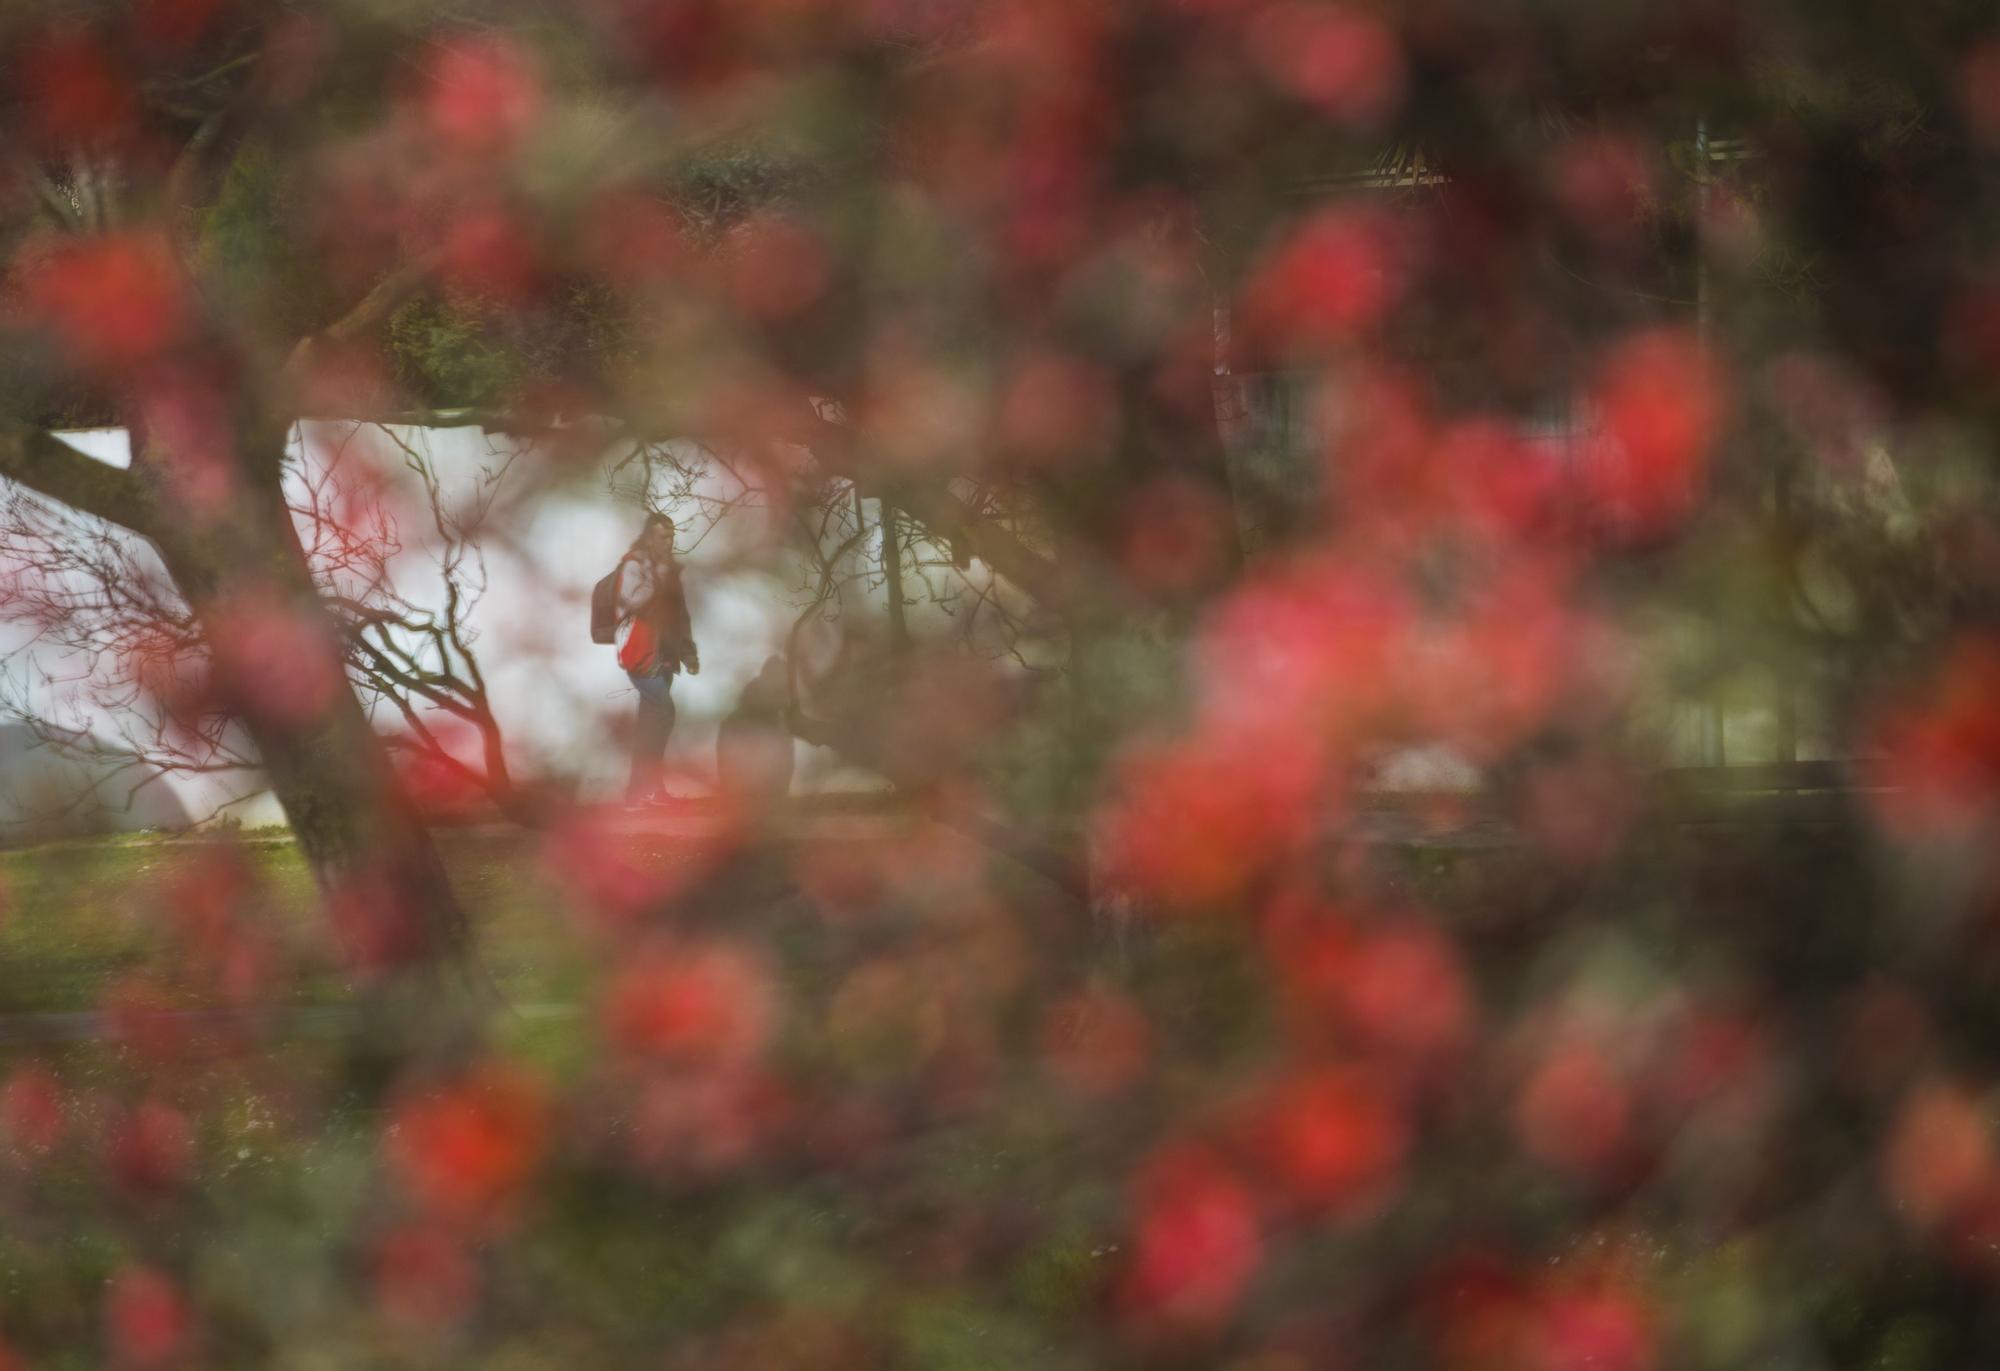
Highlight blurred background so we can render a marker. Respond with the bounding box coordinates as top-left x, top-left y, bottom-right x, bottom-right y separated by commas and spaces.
2, 0, 2000, 1367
